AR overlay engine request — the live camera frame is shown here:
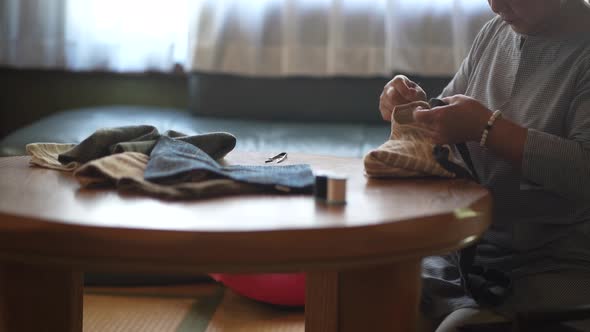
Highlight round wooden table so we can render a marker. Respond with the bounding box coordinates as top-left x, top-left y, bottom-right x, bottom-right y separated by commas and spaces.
0, 153, 491, 332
